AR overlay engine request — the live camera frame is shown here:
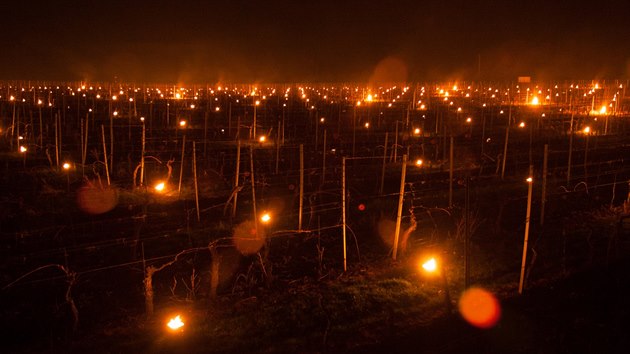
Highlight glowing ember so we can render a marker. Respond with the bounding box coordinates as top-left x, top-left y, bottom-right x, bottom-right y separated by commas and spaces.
167, 315, 184, 330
